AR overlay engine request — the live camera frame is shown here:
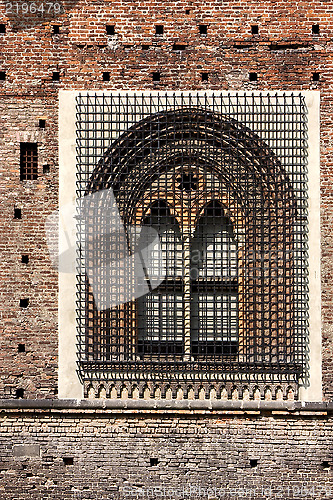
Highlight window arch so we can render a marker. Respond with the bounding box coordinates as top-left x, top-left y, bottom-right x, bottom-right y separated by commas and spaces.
136, 199, 239, 358
77, 97, 308, 399
137, 200, 184, 355
191, 201, 238, 356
